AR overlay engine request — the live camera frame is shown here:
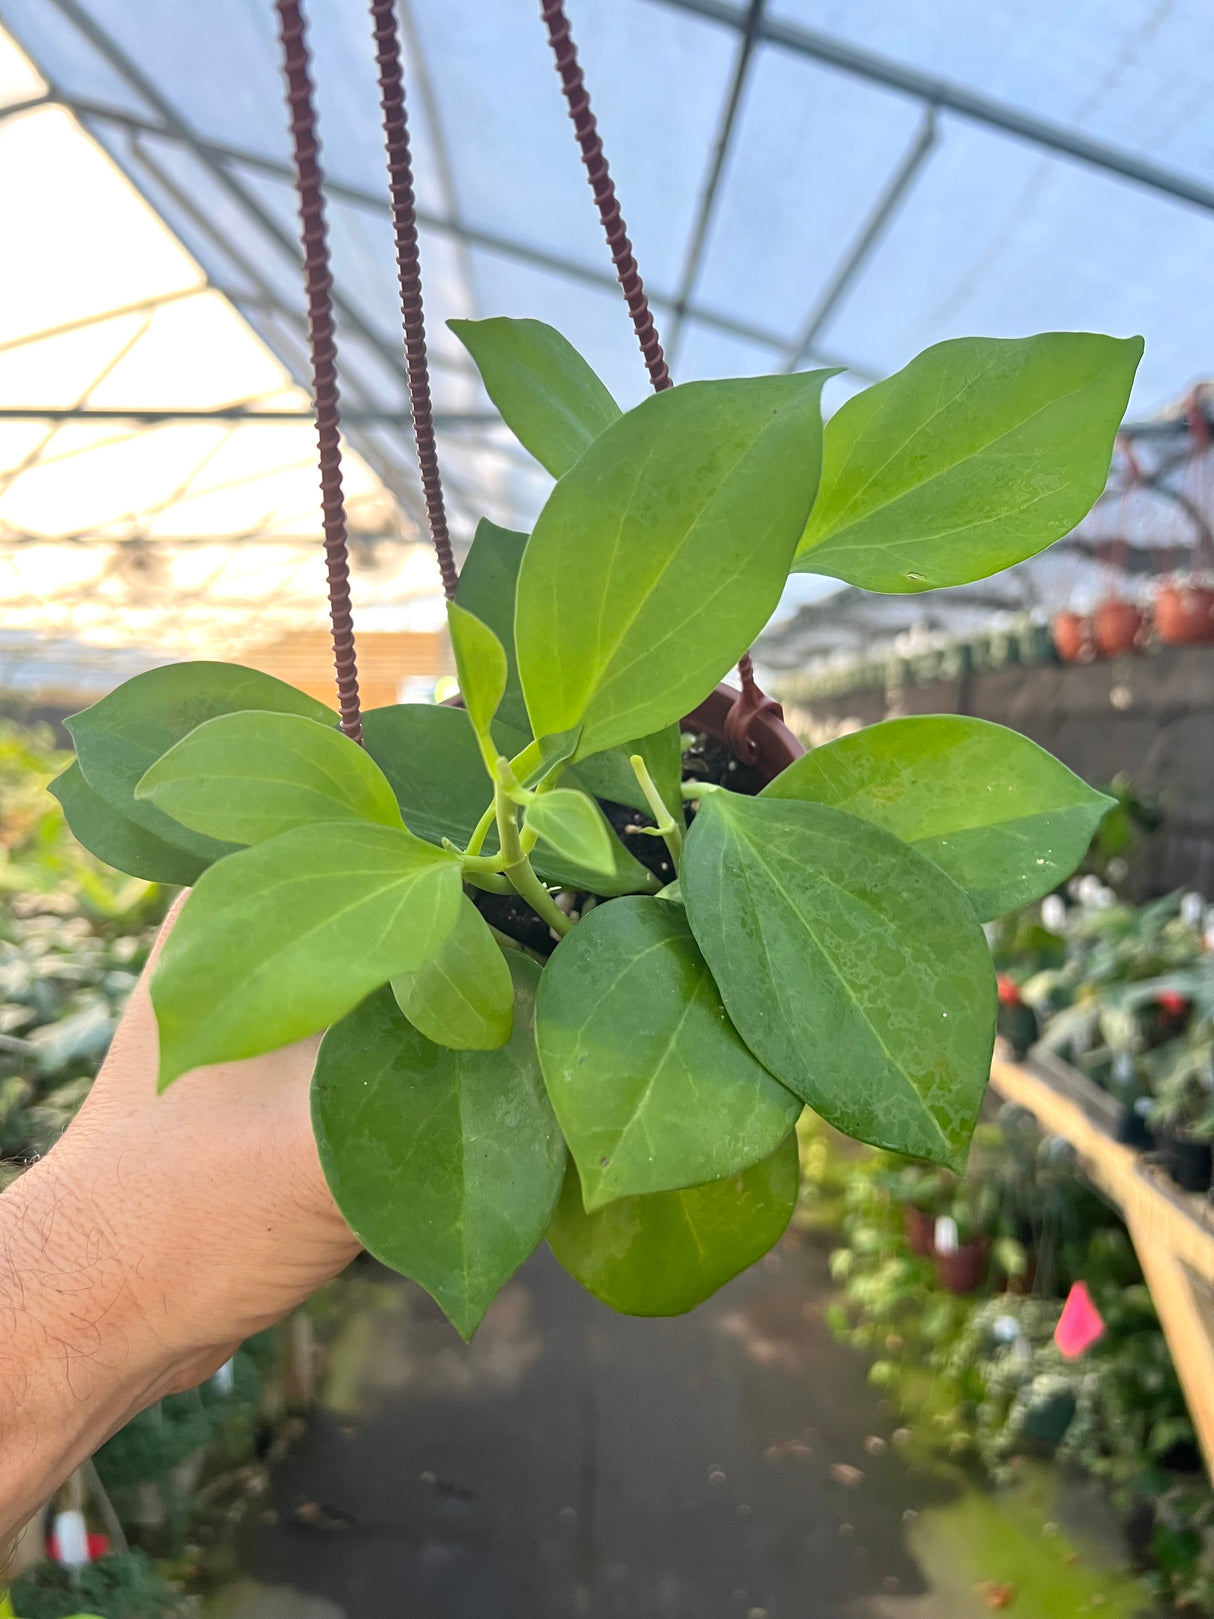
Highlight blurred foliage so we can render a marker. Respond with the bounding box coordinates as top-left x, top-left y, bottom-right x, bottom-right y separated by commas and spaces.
800, 1097, 1214, 1610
